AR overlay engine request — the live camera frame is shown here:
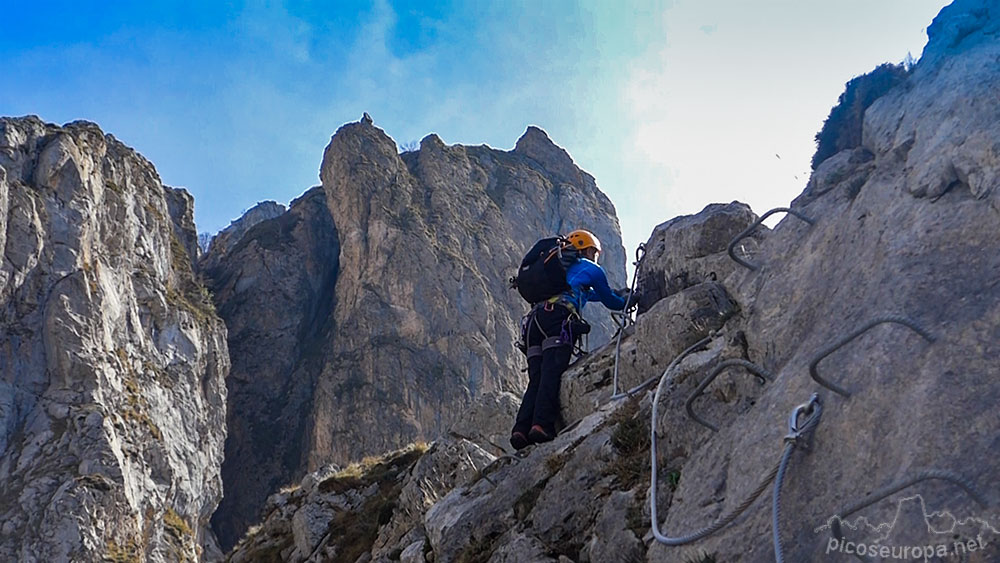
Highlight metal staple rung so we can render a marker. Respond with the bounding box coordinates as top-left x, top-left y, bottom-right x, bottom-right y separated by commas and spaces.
726, 207, 816, 271
685, 359, 773, 432
832, 469, 988, 527
808, 315, 935, 397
